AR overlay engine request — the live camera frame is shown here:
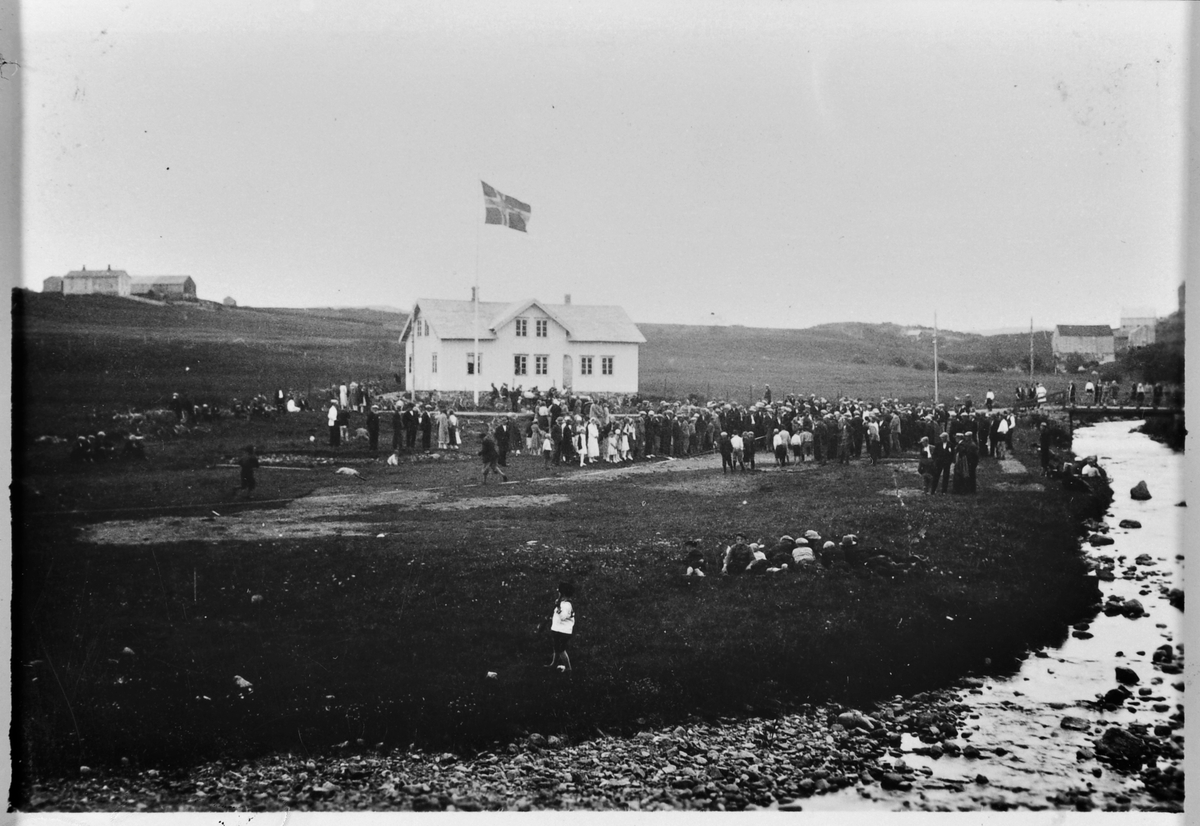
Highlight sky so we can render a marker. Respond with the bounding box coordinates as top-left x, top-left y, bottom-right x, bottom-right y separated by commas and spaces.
17, 0, 1193, 332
